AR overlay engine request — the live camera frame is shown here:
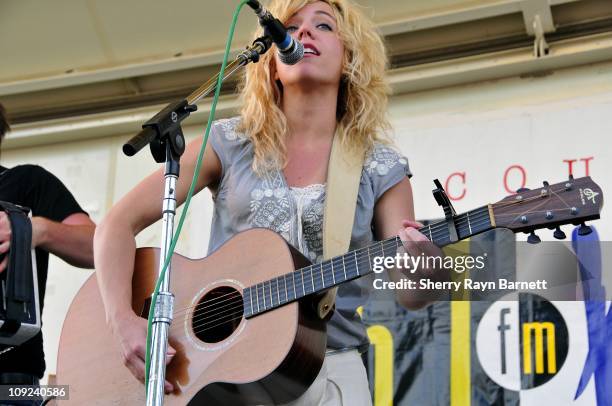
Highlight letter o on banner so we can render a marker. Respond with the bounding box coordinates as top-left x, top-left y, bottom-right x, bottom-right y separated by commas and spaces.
503, 165, 527, 194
